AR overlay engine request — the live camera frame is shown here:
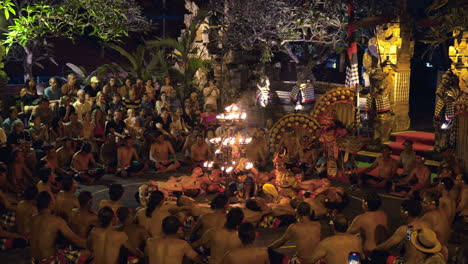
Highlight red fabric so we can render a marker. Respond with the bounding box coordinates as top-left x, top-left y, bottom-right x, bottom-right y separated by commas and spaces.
395, 132, 435, 145
388, 132, 435, 155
